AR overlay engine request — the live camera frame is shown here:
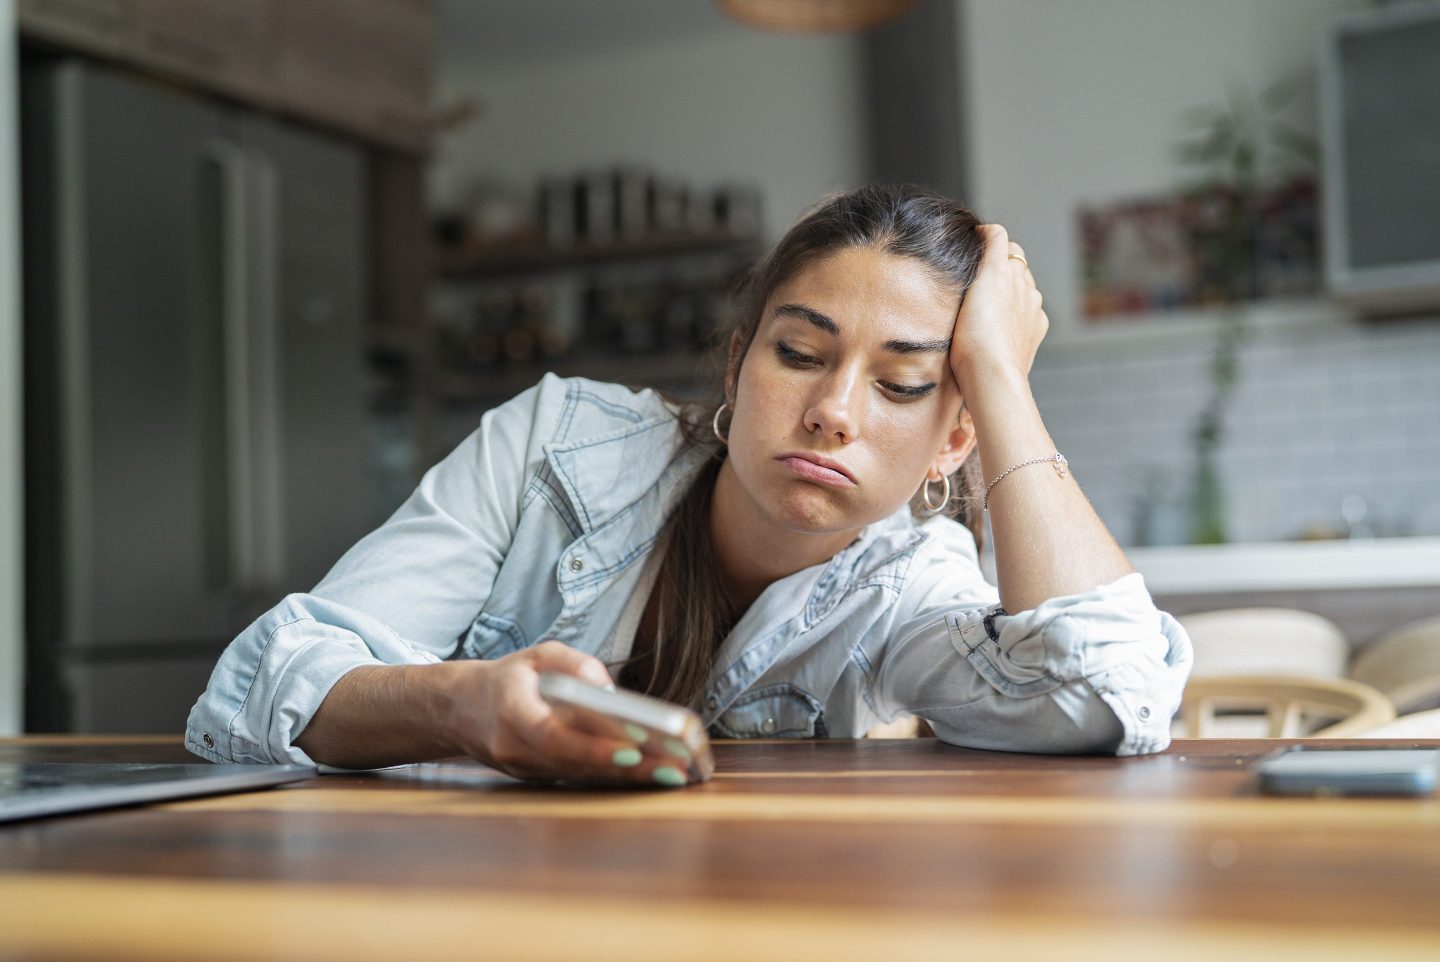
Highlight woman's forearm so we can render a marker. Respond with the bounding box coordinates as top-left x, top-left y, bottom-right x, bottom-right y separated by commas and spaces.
960, 359, 1134, 613
294, 662, 468, 769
